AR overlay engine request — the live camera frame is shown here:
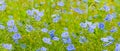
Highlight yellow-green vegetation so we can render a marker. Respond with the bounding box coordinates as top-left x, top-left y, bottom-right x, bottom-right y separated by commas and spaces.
0, 0, 120, 51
